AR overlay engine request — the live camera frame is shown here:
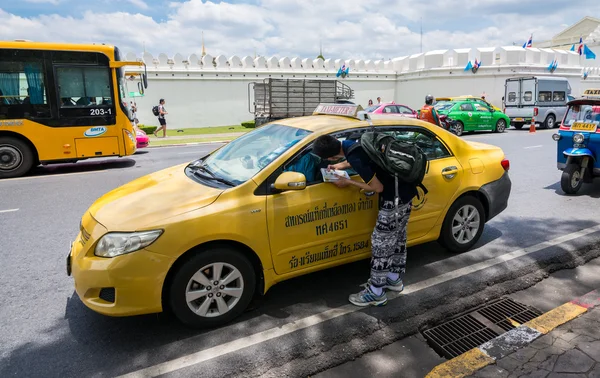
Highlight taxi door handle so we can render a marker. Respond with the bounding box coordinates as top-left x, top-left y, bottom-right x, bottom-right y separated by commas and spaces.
442, 166, 458, 179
